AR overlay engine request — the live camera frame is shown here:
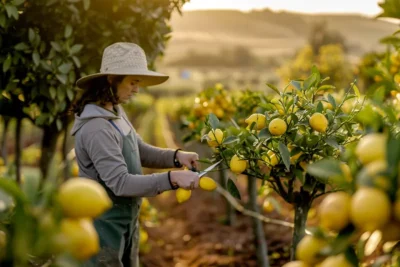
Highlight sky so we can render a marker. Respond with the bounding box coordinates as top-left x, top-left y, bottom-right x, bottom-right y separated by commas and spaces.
182, 0, 383, 17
